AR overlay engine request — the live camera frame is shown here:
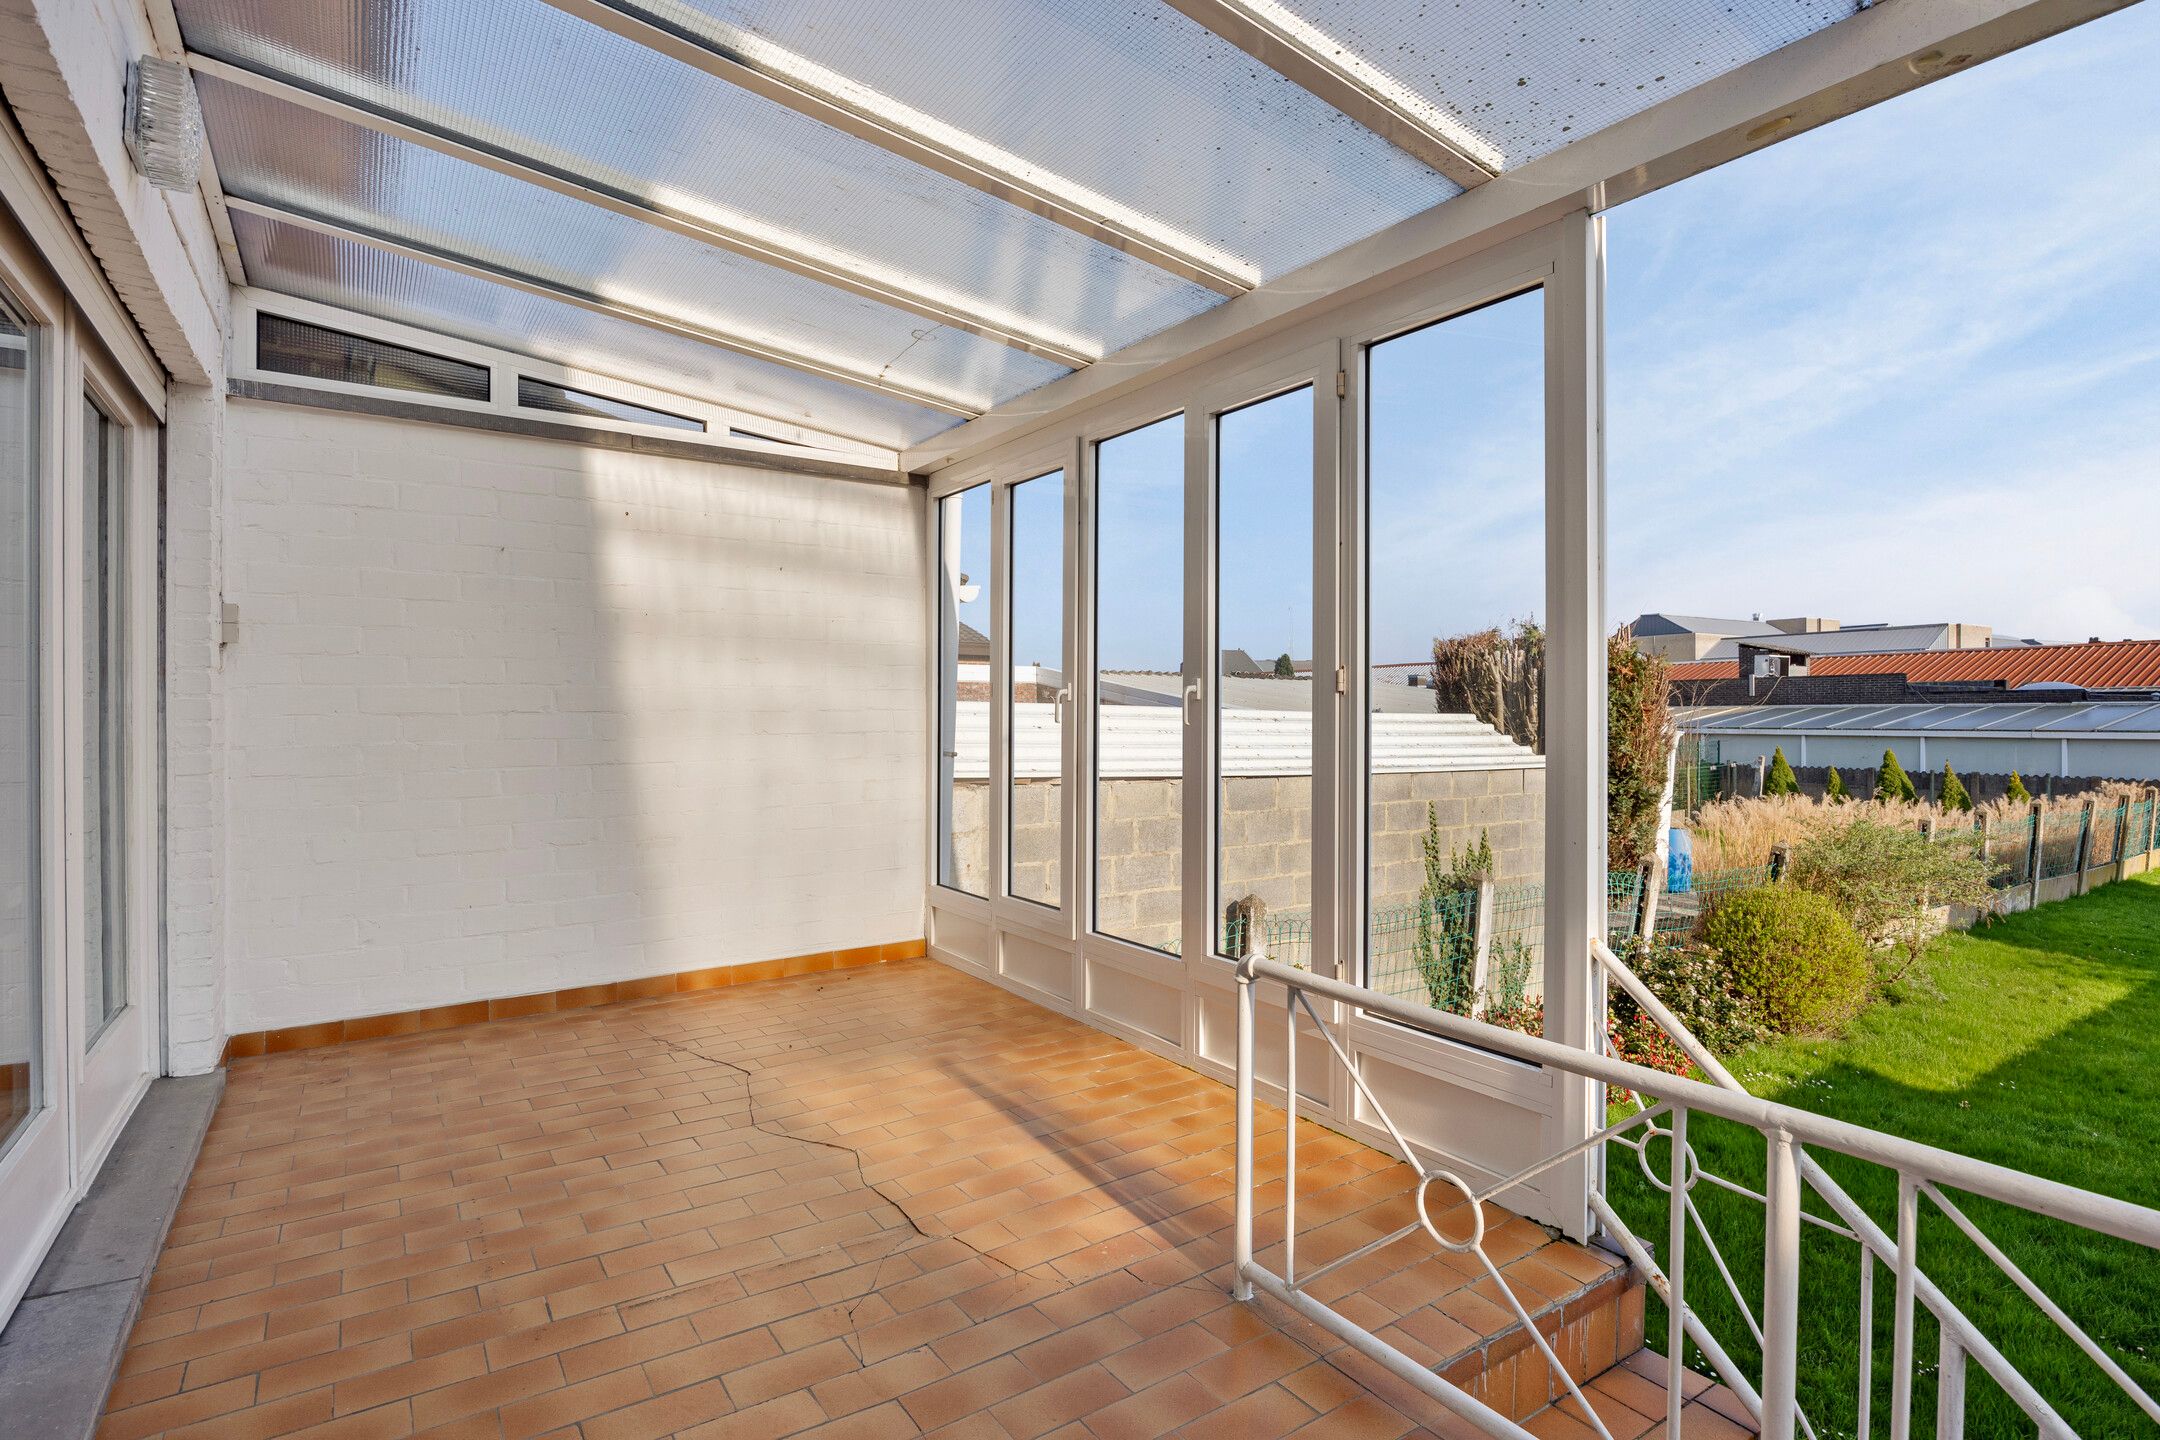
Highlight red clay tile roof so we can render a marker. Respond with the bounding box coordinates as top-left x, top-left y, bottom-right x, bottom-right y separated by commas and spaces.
1666, 639, 2160, 689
